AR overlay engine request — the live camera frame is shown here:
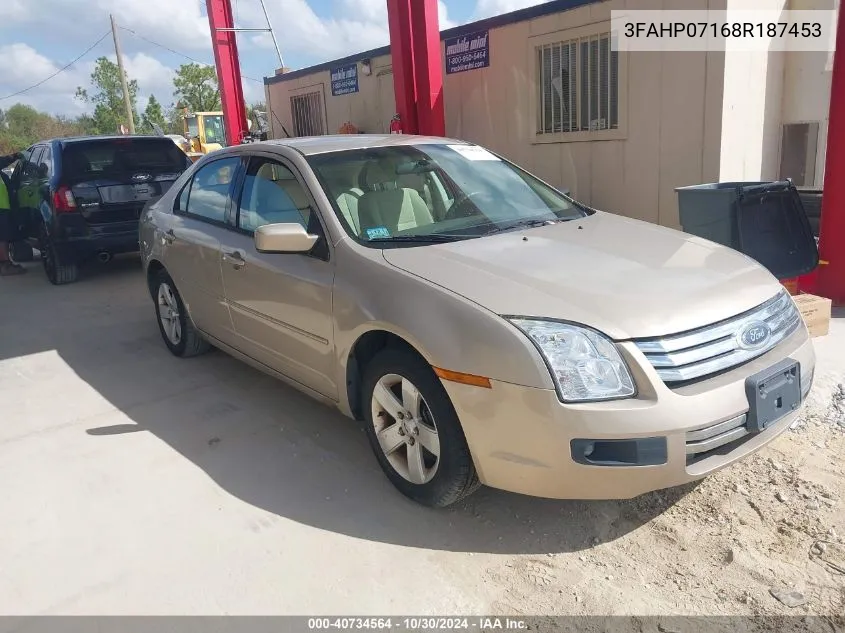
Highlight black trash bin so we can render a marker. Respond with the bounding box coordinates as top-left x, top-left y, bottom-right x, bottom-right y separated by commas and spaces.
675, 180, 819, 280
